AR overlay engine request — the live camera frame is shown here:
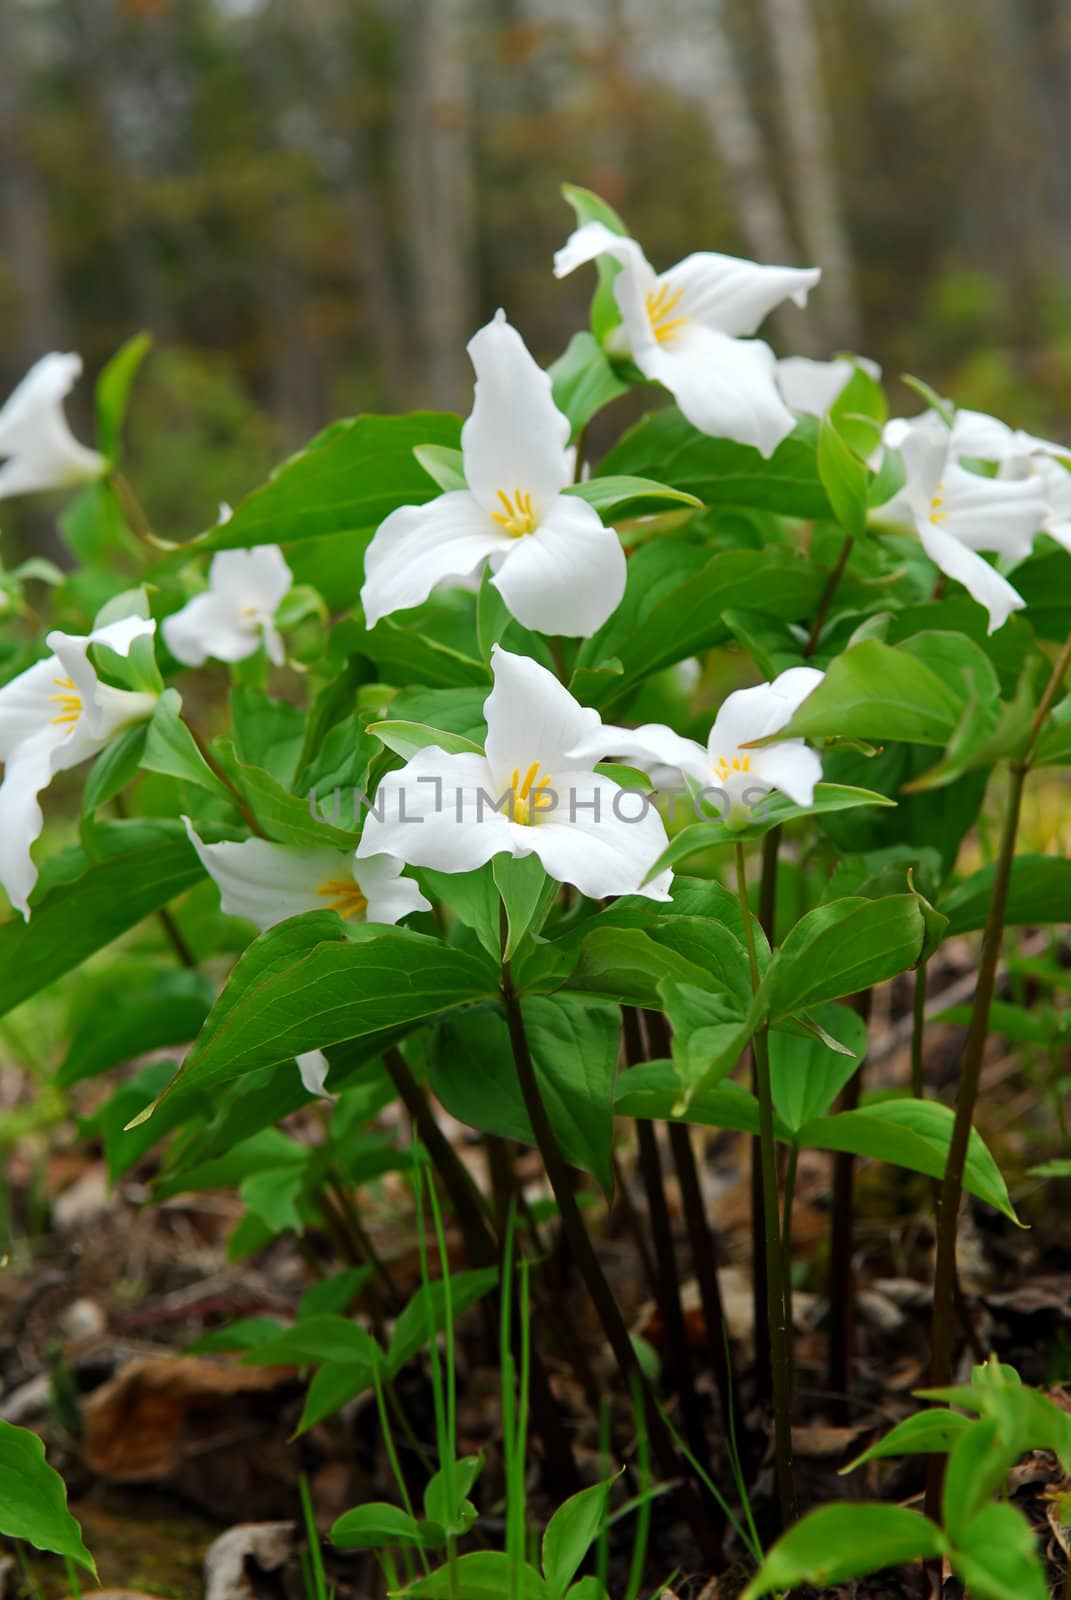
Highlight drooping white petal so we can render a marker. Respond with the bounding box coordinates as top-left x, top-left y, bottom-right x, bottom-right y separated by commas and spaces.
357, 747, 514, 875
517, 769, 672, 902
183, 822, 350, 930
552, 221, 652, 284
917, 522, 1026, 634
640, 324, 797, 457
483, 645, 604, 785
0, 736, 60, 917
491, 496, 625, 637
599, 721, 711, 788
297, 1050, 332, 1098
461, 312, 573, 520
752, 741, 823, 807
940, 463, 1046, 560
777, 356, 858, 416
0, 353, 105, 498
707, 670, 822, 764
660, 251, 820, 338
1036, 456, 1071, 551
361, 492, 505, 628
356, 852, 433, 923
49, 617, 158, 744
951, 407, 1016, 460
